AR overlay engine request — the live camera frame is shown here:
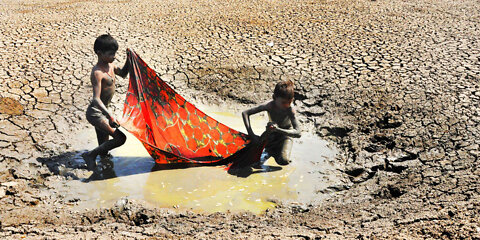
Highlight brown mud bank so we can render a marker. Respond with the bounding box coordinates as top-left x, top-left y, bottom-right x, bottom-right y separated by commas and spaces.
1, 0, 480, 238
